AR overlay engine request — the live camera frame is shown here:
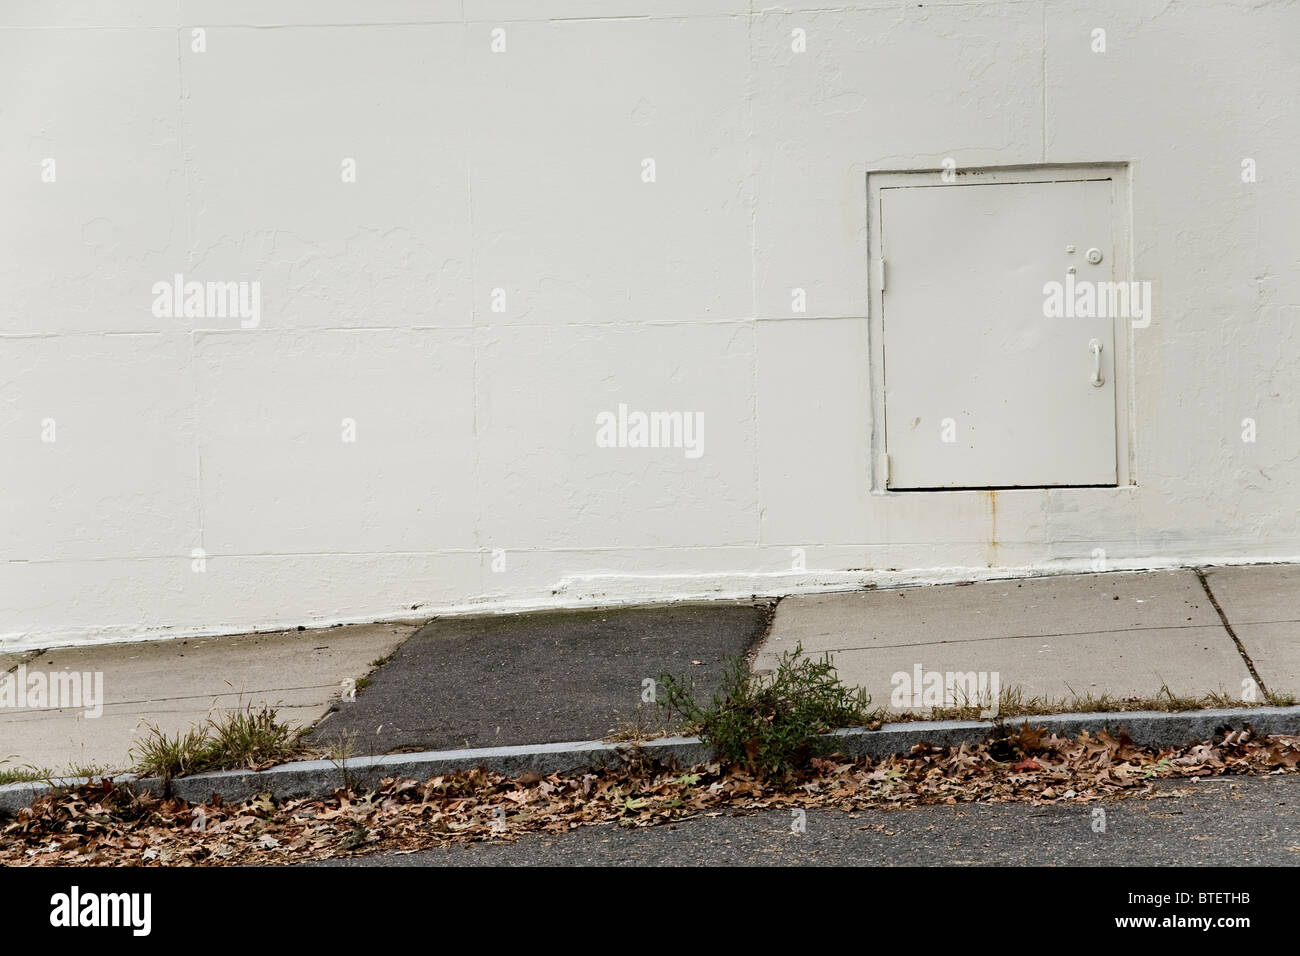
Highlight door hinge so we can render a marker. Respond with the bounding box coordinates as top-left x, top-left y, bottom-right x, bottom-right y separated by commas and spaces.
876, 257, 887, 294
885, 453, 892, 486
